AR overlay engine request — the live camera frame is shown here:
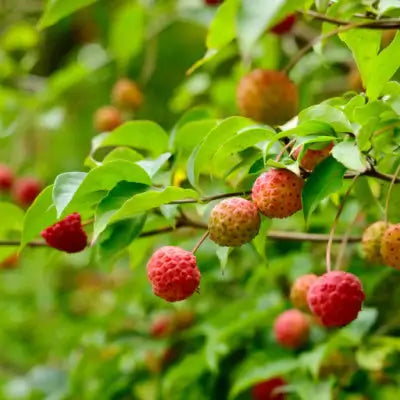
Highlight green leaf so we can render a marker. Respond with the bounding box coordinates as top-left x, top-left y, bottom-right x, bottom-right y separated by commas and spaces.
108, 187, 199, 224
187, 116, 256, 189
294, 379, 334, 400
302, 157, 346, 223
52, 172, 87, 217
283, 120, 335, 137
367, 31, 400, 100
237, 0, 306, 56
0, 202, 24, 235
136, 153, 171, 178
339, 29, 381, 91
331, 141, 367, 172
299, 104, 353, 132
93, 121, 169, 157
212, 126, 275, 176
229, 359, 297, 399
53, 161, 151, 217
20, 186, 57, 250
207, 0, 239, 50
103, 147, 144, 164
109, 3, 145, 68
93, 182, 149, 241
96, 215, 146, 264
38, 0, 98, 29
252, 218, 272, 260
